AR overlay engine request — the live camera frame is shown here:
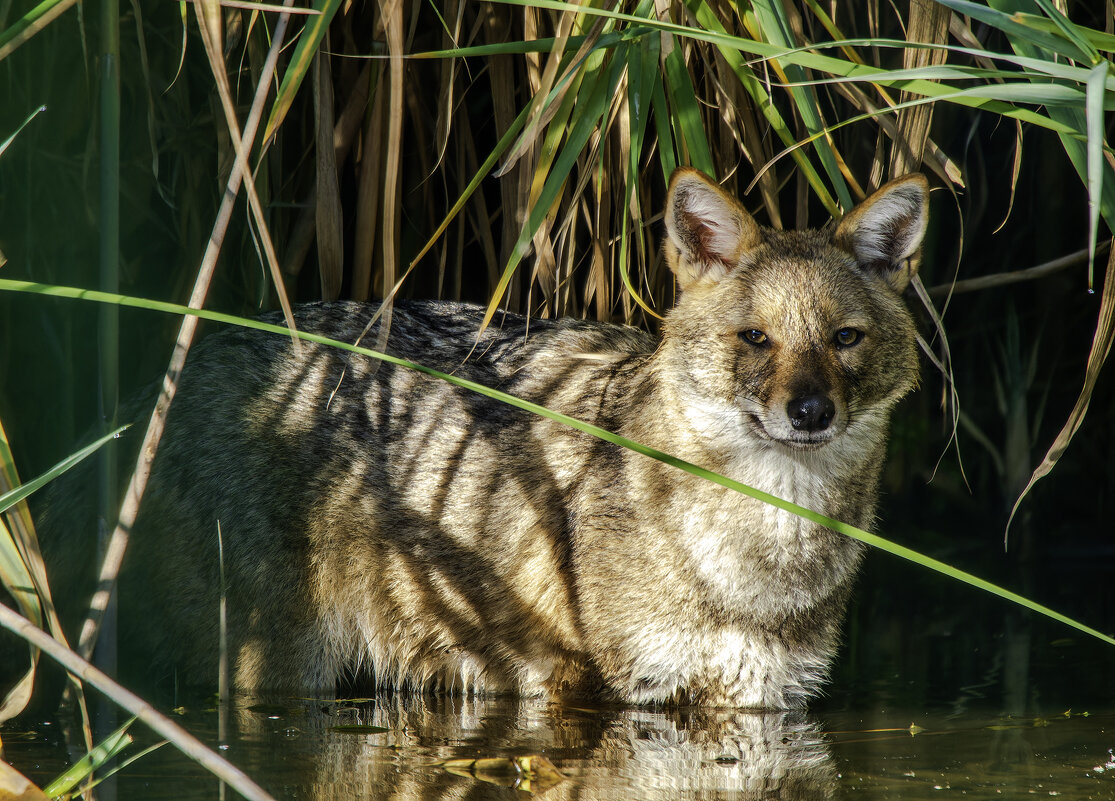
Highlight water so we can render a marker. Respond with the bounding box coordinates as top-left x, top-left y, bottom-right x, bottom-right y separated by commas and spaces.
6, 692, 1115, 799
5, 544, 1114, 799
